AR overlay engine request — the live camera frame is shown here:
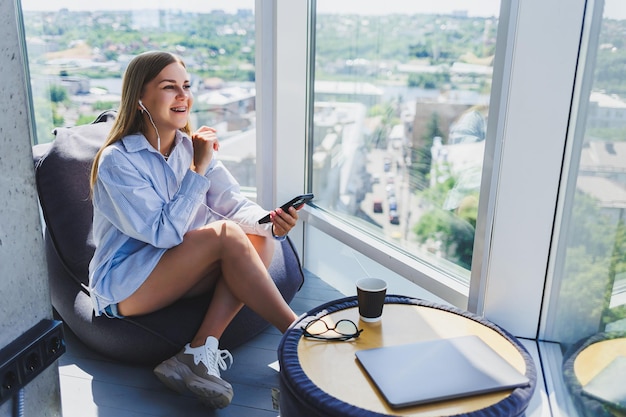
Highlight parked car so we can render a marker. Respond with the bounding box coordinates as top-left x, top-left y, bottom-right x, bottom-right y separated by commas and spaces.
373, 199, 383, 213
389, 210, 400, 225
